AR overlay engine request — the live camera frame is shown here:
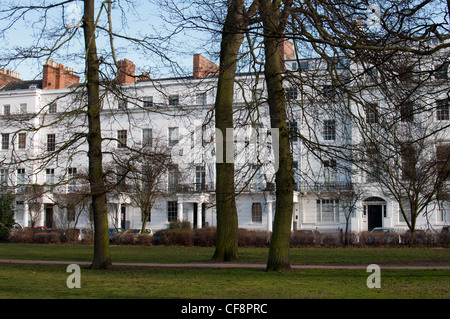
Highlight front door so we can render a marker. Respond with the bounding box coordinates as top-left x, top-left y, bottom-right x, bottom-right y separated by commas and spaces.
193, 203, 198, 229
367, 205, 382, 231
45, 204, 54, 228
